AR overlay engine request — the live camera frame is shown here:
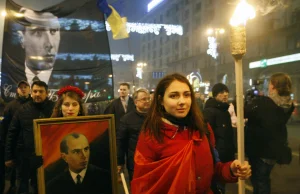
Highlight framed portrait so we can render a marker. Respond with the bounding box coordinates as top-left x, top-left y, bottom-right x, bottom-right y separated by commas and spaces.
34, 115, 118, 194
